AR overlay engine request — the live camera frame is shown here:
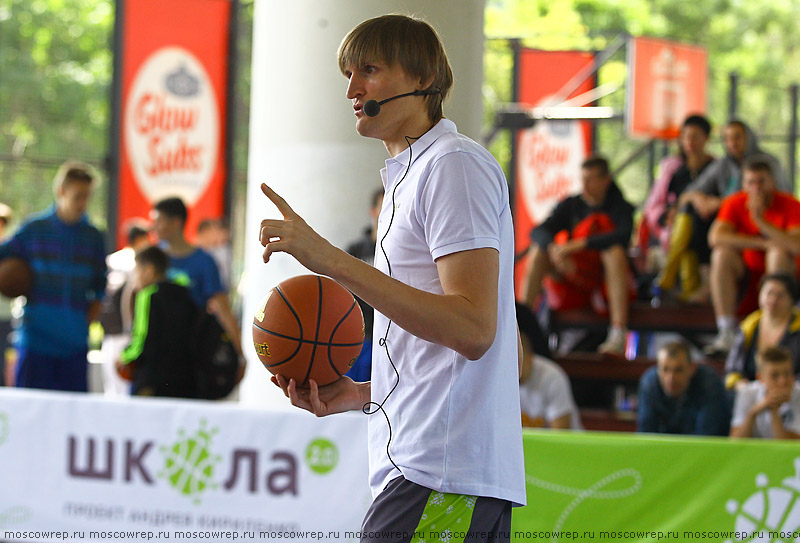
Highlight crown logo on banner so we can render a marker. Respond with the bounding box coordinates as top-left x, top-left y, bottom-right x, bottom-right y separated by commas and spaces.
165, 63, 200, 98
